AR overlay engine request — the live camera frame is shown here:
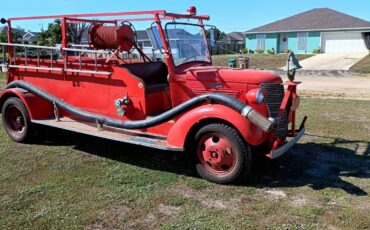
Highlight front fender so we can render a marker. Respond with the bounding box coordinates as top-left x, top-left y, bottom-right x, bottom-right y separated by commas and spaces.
0, 88, 53, 119
167, 104, 269, 148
